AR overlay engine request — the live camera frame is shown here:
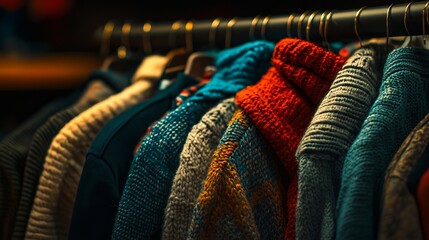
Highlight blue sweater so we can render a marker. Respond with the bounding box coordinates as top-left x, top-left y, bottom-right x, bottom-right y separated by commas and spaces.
112, 41, 274, 240
336, 47, 429, 240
